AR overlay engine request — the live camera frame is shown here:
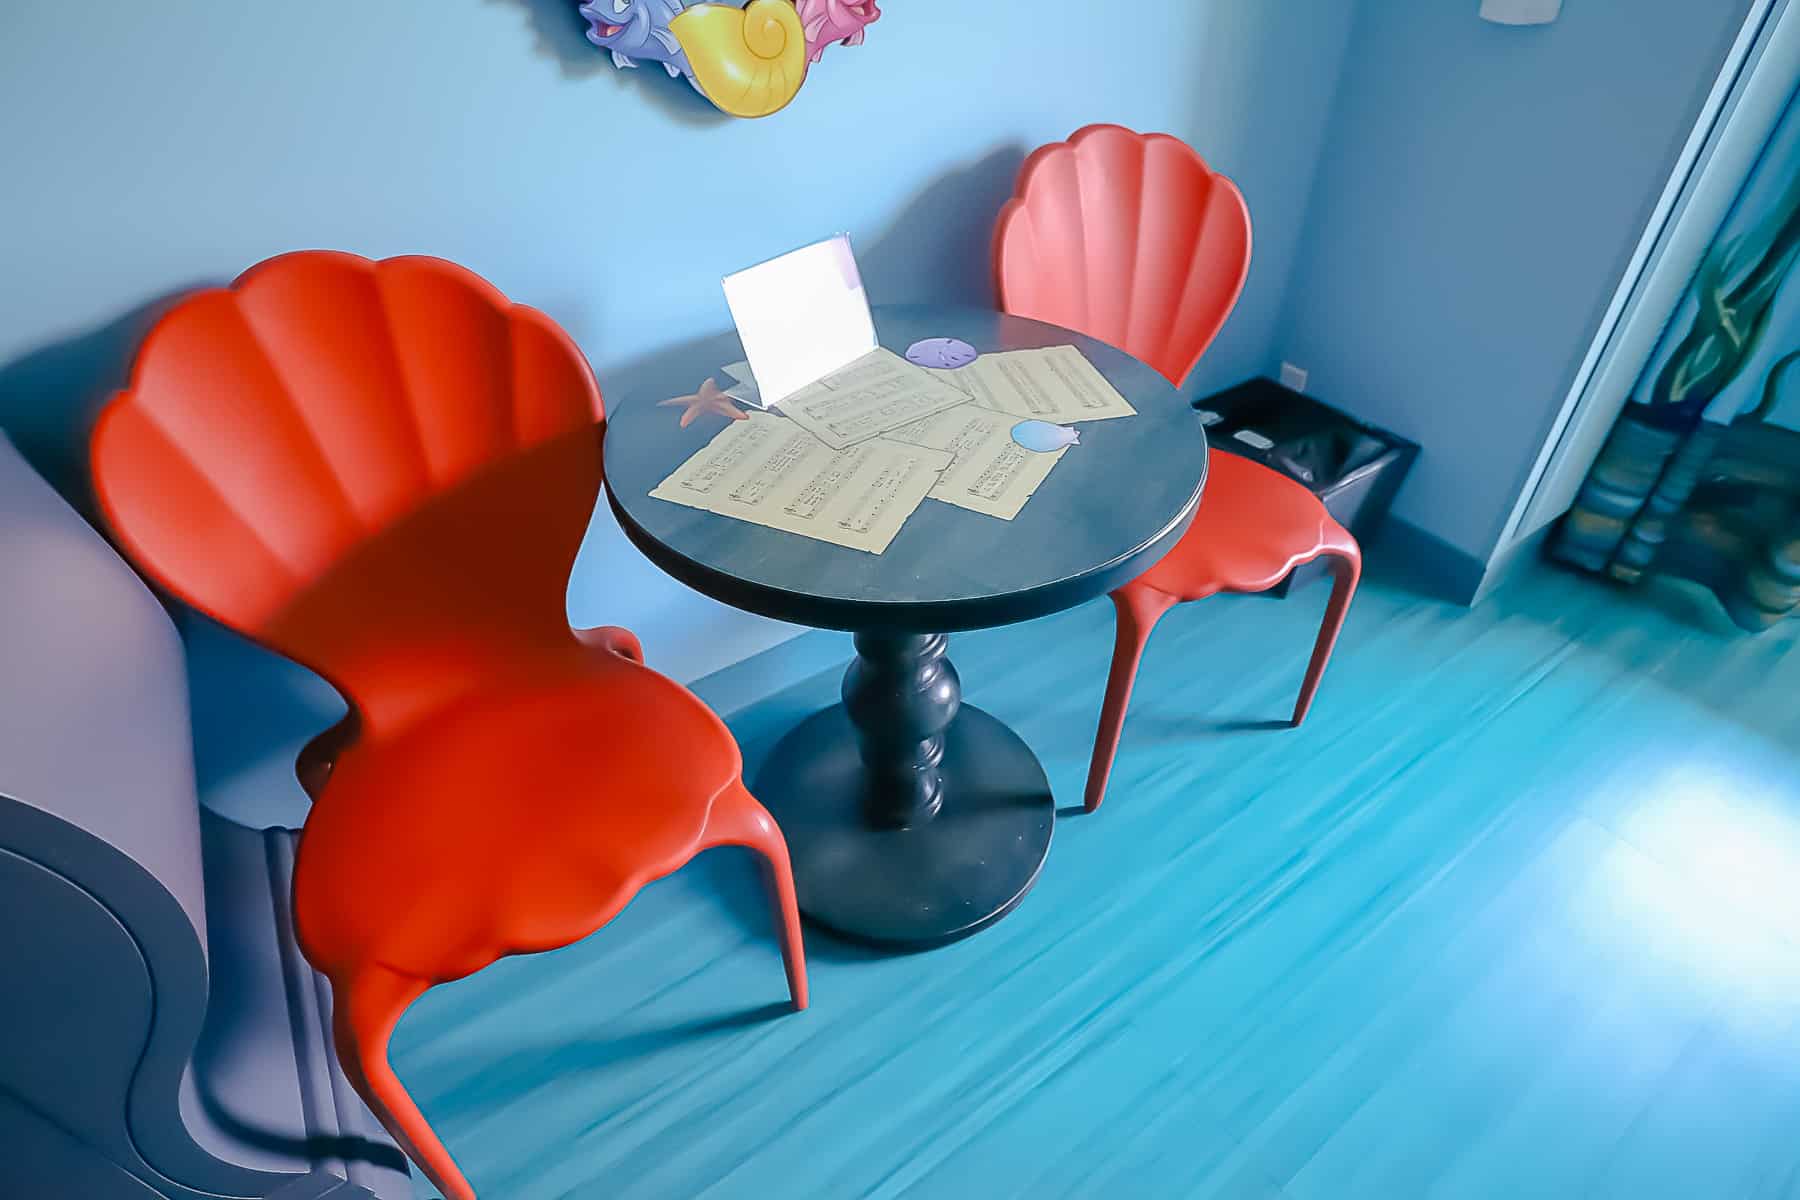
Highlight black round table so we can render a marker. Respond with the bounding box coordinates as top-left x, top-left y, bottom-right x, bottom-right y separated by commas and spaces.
604, 304, 1207, 948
